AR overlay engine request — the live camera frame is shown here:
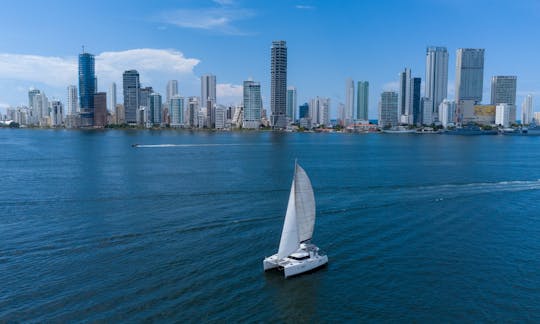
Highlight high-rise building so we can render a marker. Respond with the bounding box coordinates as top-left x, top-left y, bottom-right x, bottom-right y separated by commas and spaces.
496, 103, 516, 127
243, 80, 262, 129
93, 92, 107, 127
167, 80, 179, 103
108, 82, 116, 113
299, 103, 309, 119
378, 91, 398, 128
270, 40, 287, 128
79, 51, 96, 126
201, 74, 216, 128
421, 97, 433, 125
28, 89, 41, 124
286, 86, 297, 123
170, 95, 184, 127
123, 70, 140, 124
491, 76, 517, 105
522, 94, 533, 125
439, 99, 456, 128
412, 78, 422, 125
425, 46, 448, 121
50, 100, 63, 127
187, 97, 199, 128
455, 49, 484, 102
357, 81, 369, 121
309, 97, 330, 126
345, 78, 355, 125
149, 93, 162, 125
67, 85, 78, 116
215, 105, 226, 129
398, 68, 412, 124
